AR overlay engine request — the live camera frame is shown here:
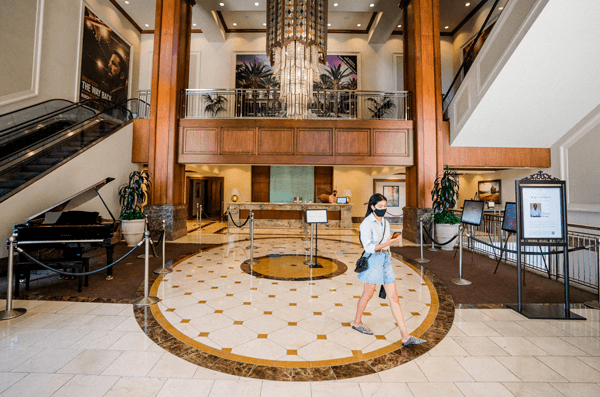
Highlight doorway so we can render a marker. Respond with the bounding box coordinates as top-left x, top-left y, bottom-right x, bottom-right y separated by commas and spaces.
187, 177, 224, 220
